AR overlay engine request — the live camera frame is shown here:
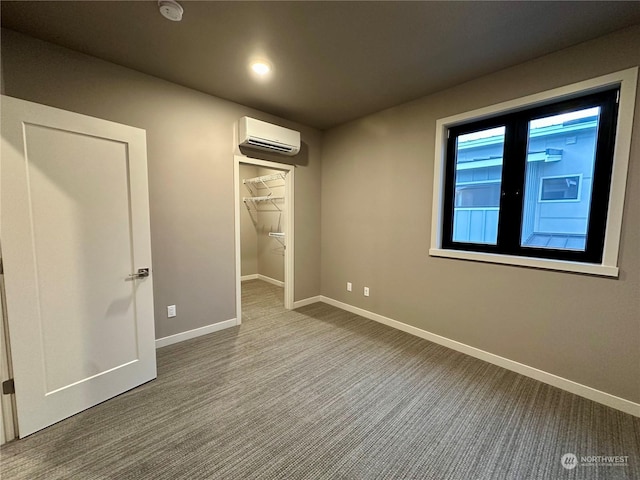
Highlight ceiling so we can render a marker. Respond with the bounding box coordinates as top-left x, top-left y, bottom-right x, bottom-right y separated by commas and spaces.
2, 1, 640, 130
